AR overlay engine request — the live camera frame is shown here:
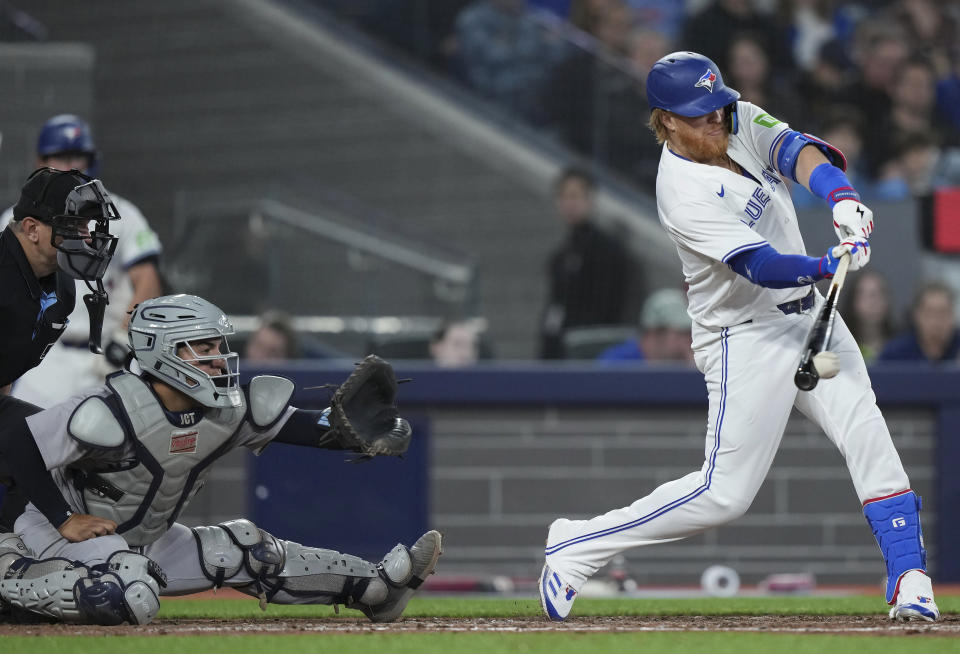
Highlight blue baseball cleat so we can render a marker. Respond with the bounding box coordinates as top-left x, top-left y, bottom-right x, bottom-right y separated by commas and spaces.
889, 571, 939, 622
539, 564, 578, 621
